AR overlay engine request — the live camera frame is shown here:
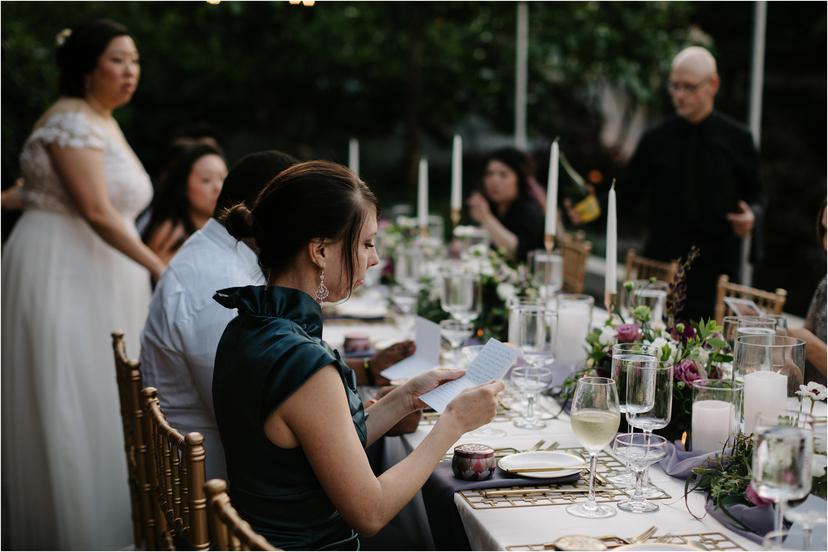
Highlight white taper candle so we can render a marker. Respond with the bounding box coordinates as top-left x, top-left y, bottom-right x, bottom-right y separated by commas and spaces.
348, 138, 359, 176
605, 183, 617, 295
451, 135, 462, 211
545, 140, 559, 236
418, 157, 429, 231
